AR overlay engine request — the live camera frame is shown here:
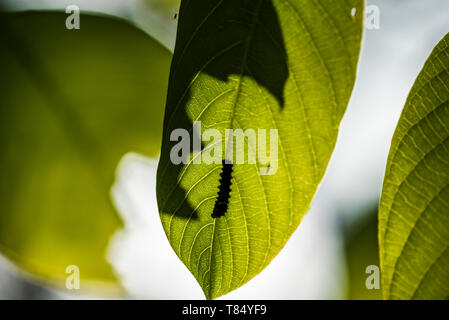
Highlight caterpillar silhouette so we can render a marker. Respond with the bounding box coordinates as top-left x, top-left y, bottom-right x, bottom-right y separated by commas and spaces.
211, 159, 233, 218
